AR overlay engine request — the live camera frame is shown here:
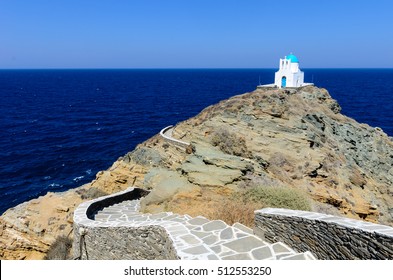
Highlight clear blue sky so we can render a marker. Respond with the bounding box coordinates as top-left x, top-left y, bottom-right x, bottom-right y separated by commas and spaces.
1, 0, 392, 68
